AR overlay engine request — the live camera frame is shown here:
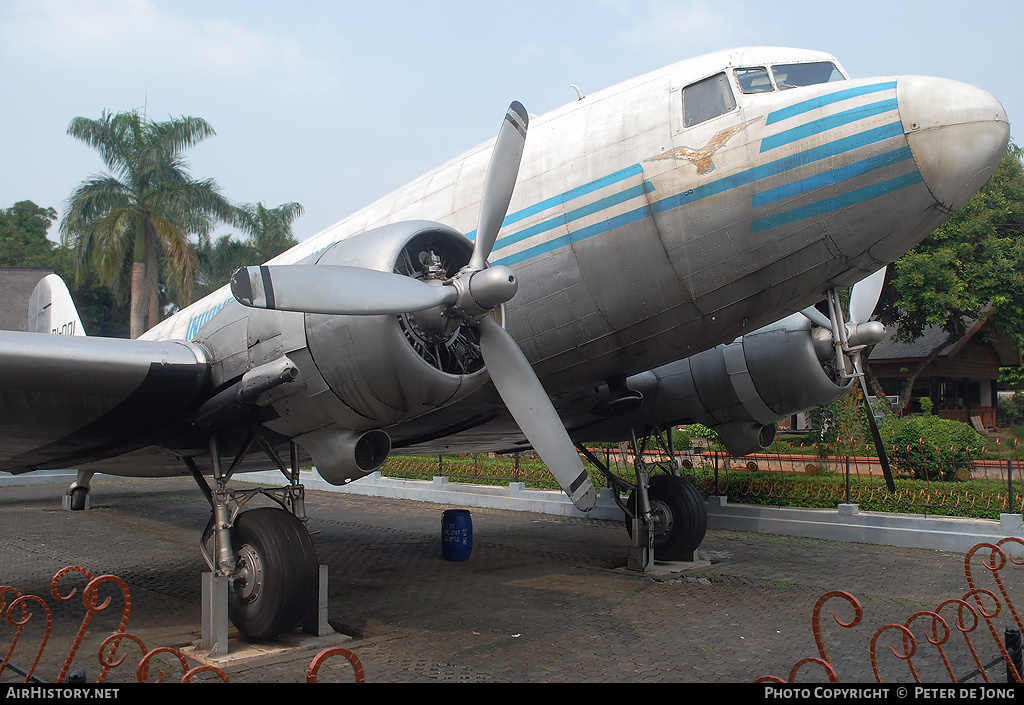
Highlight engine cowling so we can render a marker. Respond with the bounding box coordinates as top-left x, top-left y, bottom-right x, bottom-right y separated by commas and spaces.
582, 313, 852, 456
301, 221, 492, 427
